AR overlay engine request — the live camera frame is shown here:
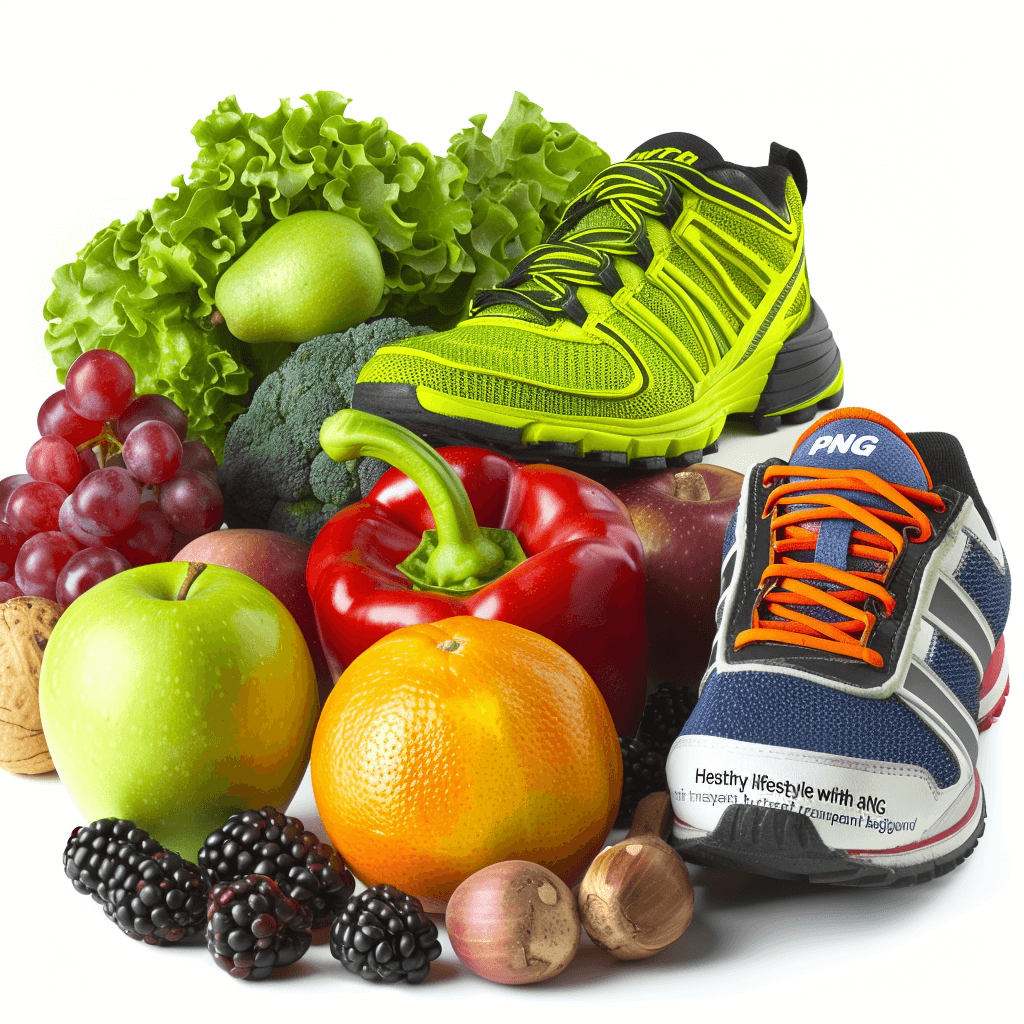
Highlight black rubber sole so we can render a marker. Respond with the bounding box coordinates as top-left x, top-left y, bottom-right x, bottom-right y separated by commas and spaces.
671, 801, 986, 888
744, 300, 844, 433
351, 301, 843, 471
